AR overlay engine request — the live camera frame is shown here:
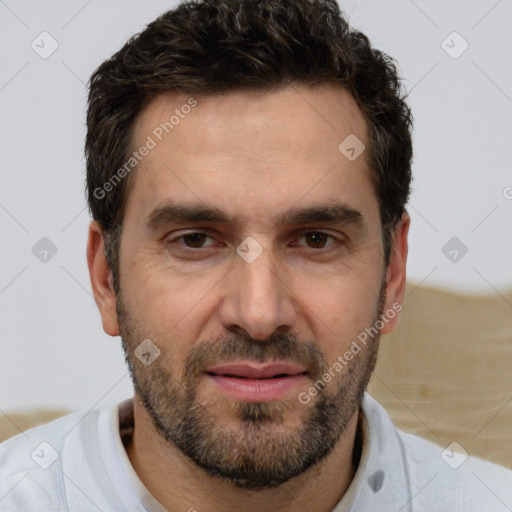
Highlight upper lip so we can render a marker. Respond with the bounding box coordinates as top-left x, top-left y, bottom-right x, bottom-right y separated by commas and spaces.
204, 361, 307, 379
